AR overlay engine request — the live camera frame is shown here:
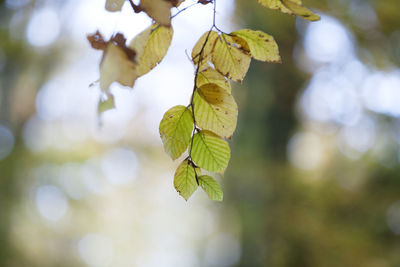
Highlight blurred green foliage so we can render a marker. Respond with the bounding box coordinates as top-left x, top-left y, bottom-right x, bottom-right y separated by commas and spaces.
229, 0, 400, 266
1, 0, 400, 266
